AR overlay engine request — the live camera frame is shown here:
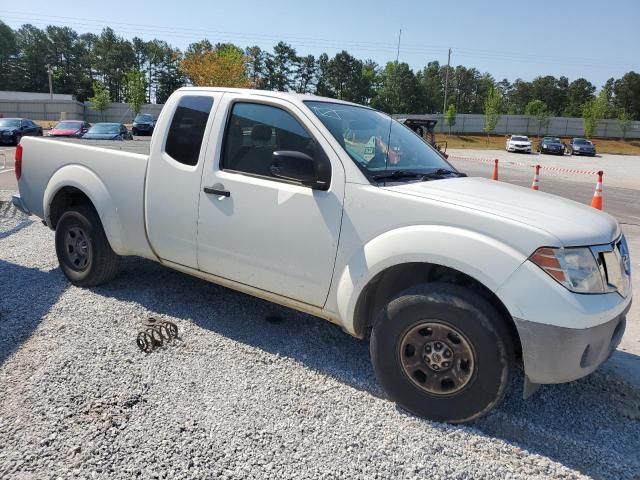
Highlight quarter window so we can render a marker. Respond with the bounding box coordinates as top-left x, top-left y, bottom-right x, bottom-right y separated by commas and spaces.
165, 96, 214, 166
222, 102, 320, 179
